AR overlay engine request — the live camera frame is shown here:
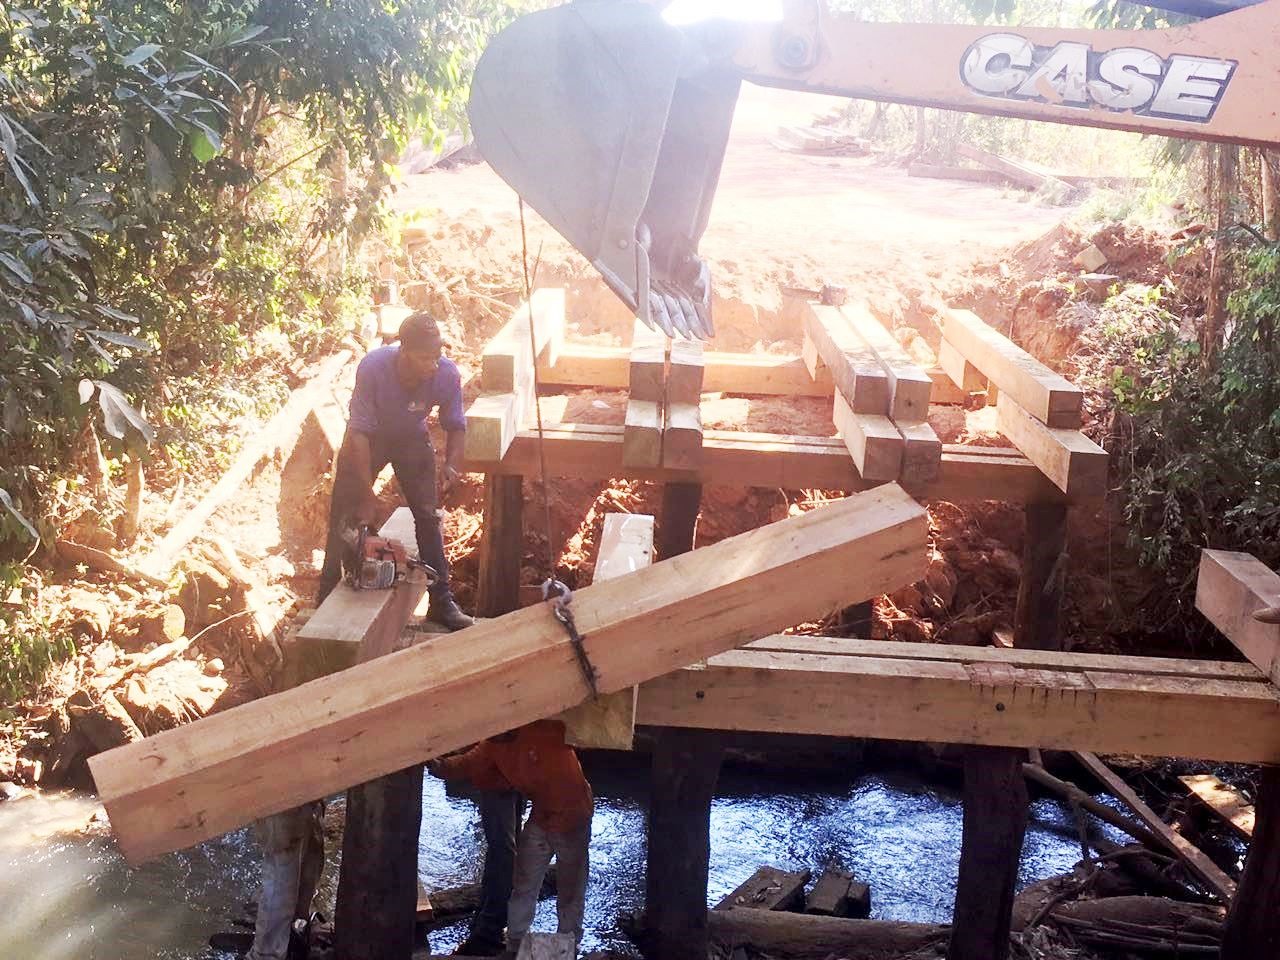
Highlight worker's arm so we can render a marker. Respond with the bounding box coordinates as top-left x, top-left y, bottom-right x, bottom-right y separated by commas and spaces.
442, 430, 465, 495
436, 359, 467, 496
429, 744, 510, 792
344, 356, 383, 523
341, 430, 380, 525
